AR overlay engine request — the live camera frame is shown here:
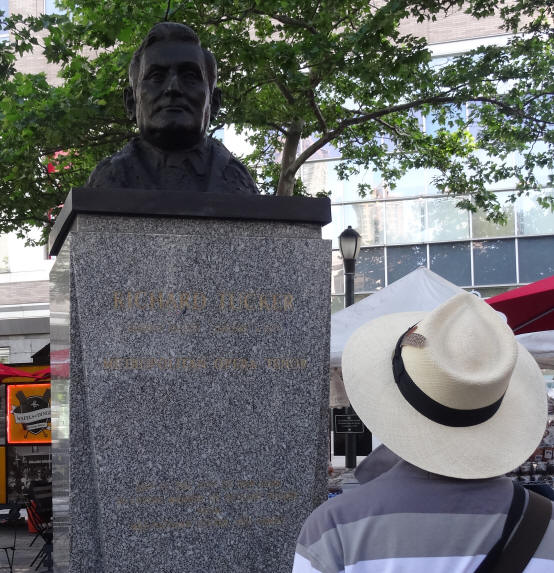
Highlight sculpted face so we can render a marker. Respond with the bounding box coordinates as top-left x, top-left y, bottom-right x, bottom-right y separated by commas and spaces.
131, 40, 214, 150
